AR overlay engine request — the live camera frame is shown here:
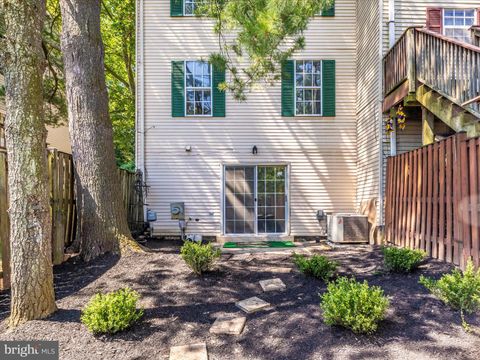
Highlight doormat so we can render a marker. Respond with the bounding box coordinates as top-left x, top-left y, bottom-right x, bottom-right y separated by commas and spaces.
223, 241, 295, 249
